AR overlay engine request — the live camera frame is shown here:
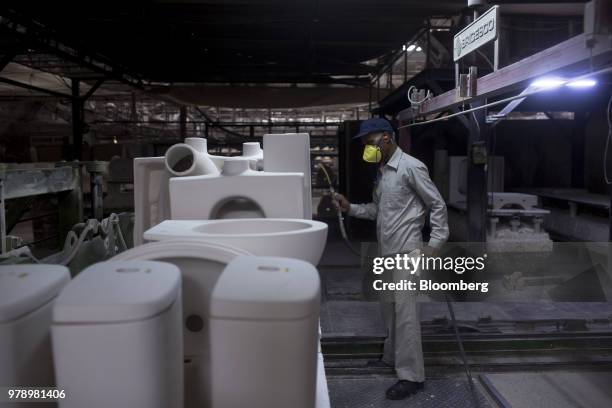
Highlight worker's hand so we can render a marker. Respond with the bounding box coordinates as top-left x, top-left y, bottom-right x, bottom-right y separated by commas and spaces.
333, 193, 351, 212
